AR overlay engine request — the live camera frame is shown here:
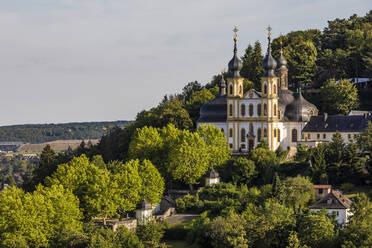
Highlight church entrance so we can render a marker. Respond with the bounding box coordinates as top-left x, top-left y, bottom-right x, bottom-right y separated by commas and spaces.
248, 139, 254, 151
